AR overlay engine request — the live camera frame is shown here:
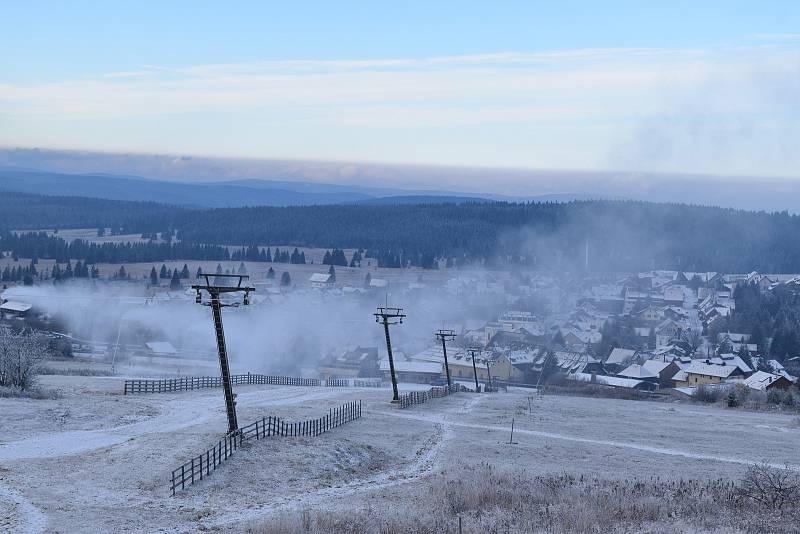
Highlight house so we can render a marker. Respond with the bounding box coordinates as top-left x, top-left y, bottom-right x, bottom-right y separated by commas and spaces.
486, 354, 526, 382
379, 360, 442, 384
605, 348, 637, 371
0, 300, 32, 318
742, 371, 793, 391
642, 359, 682, 387
369, 278, 388, 289
318, 346, 380, 379
309, 273, 334, 289
569, 372, 658, 391
655, 319, 683, 347
145, 341, 177, 356
633, 304, 665, 323
674, 360, 747, 388
617, 364, 660, 383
